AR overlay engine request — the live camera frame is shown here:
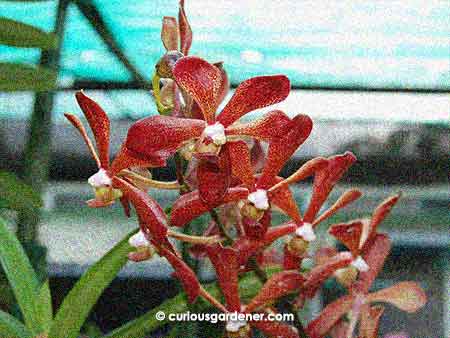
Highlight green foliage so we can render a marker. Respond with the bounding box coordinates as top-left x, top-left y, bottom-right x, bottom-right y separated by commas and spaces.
0, 171, 42, 213
0, 217, 44, 335
0, 62, 57, 91
48, 229, 136, 338
0, 17, 57, 49
0, 310, 32, 338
